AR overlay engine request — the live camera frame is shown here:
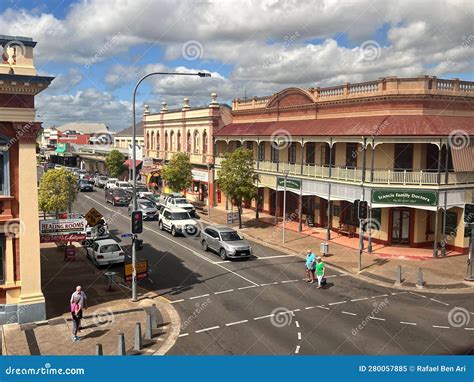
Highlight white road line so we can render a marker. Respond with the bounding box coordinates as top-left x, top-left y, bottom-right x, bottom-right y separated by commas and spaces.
430, 298, 449, 306
189, 294, 210, 300
226, 320, 248, 327
305, 306, 315, 310
370, 316, 386, 321
295, 345, 300, 354
260, 282, 279, 286
341, 311, 357, 316
391, 292, 407, 295
292, 309, 301, 313
254, 314, 275, 320
295, 321, 300, 328
328, 301, 347, 306
255, 254, 295, 260
351, 297, 368, 302
316, 305, 330, 310
214, 289, 234, 295
325, 275, 337, 278
170, 299, 185, 304
371, 294, 388, 298
238, 285, 257, 290
409, 291, 427, 298
400, 321, 417, 326
432, 325, 450, 329
464, 328, 474, 331
297, 332, 302, 340
178, 333, 189, 338
213, 260, 231, 264
281, 279, 299, 284
195, 326, 220, 334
